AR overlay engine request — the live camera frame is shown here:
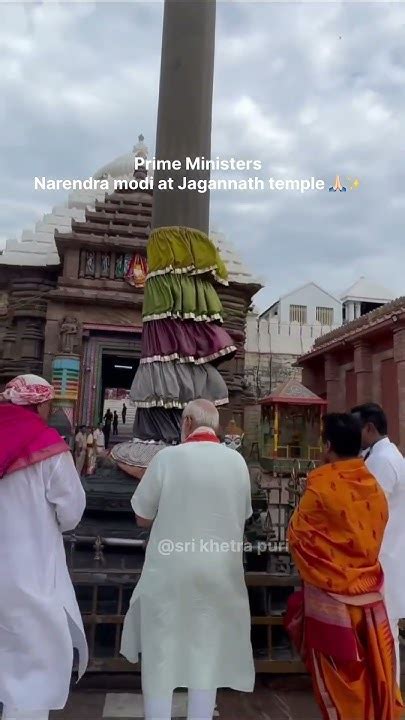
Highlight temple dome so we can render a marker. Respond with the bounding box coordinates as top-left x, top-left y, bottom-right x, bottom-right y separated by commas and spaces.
94, 153, 135, 180
93, 134, 149, 180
